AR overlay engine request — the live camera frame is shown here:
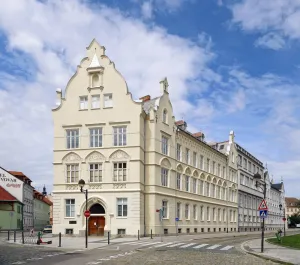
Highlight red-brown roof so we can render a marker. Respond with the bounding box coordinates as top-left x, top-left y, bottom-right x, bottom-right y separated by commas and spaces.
33, 190, 52, 206
193, 132, 204, 137
175, 120, 185, 126
8, 171, 32, 183
0, 186, 18, 202
285, 197, 300, 207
